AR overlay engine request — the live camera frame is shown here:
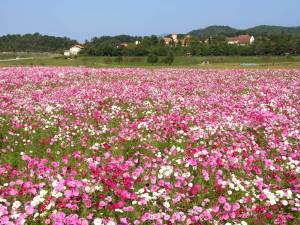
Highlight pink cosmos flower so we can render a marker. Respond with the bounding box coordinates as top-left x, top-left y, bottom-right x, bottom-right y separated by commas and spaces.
232, 203, 240, 211
190, 184, 201, 195
202, 169, 209, 181
51, 162, 60, 167
25, 205, 34, 215
224, 202, 231, 212
259, 193, 267, 200
218, 196, 226, 204
64, 189, 72, 198
212, 205, 219, 213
